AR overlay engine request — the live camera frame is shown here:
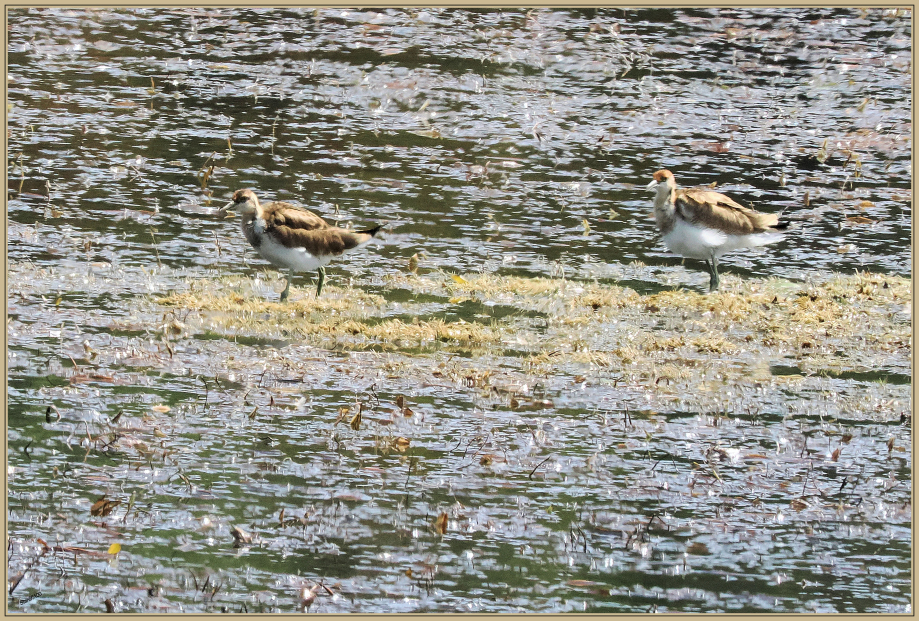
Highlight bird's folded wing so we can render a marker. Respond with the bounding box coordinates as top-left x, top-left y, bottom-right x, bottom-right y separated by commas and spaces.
278, 226, 365, 255
676, 189, 779, 234
266, 203, 331, 231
